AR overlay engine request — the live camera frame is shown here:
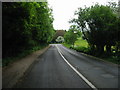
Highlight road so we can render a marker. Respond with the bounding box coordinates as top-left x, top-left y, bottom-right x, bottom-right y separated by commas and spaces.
15, 44, 119, 88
